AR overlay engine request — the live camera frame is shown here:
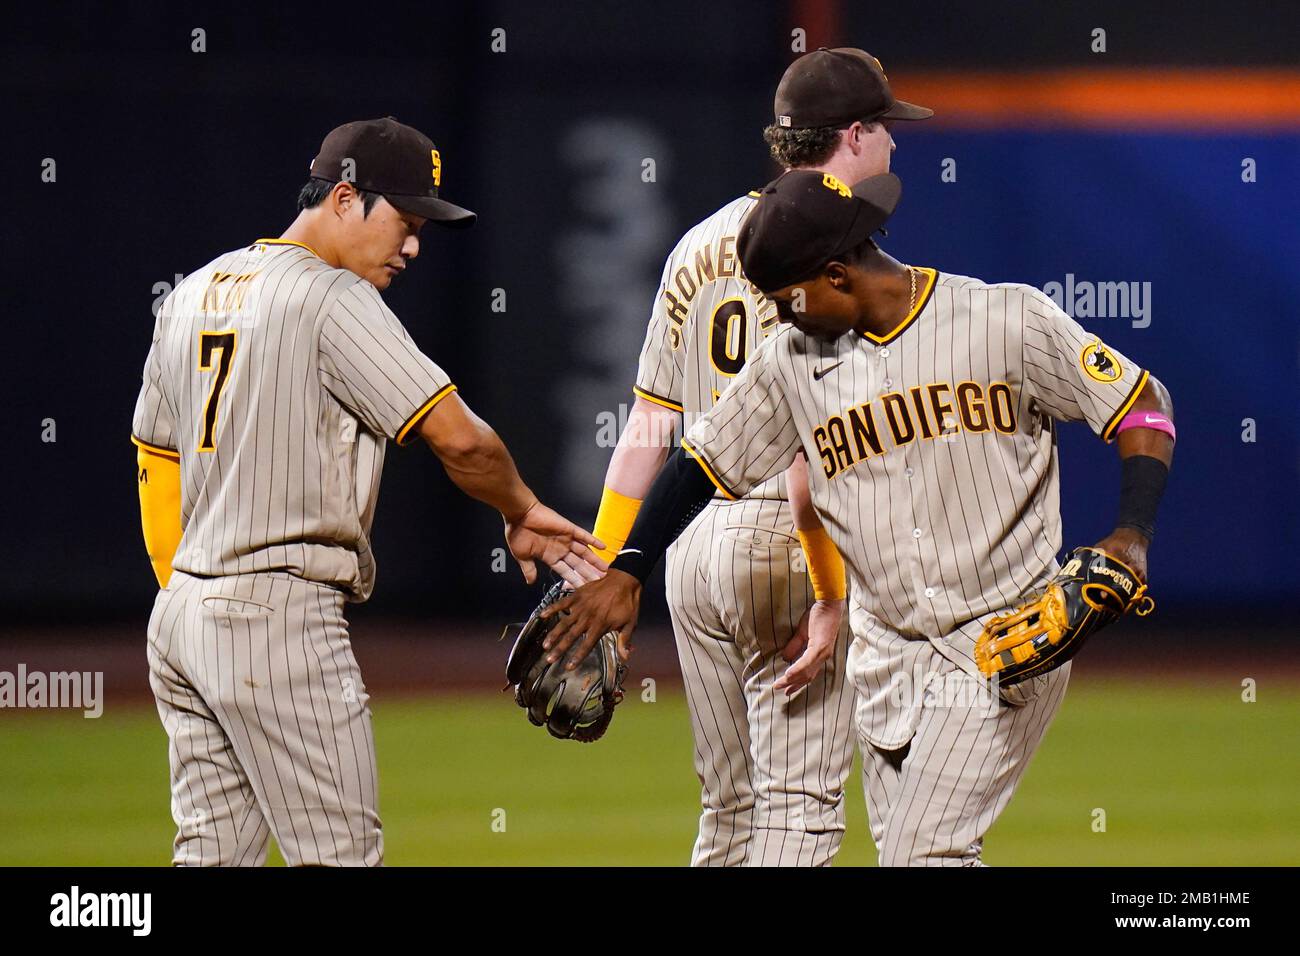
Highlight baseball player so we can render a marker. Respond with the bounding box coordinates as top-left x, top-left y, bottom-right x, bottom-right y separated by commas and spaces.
586, 48, 931, 866
544, 169, 1176, 866
131, 117, 606, 866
